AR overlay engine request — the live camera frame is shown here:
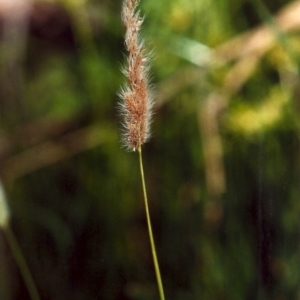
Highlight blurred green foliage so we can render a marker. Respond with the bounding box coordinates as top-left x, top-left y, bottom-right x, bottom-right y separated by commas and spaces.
0, 0, 300, 299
